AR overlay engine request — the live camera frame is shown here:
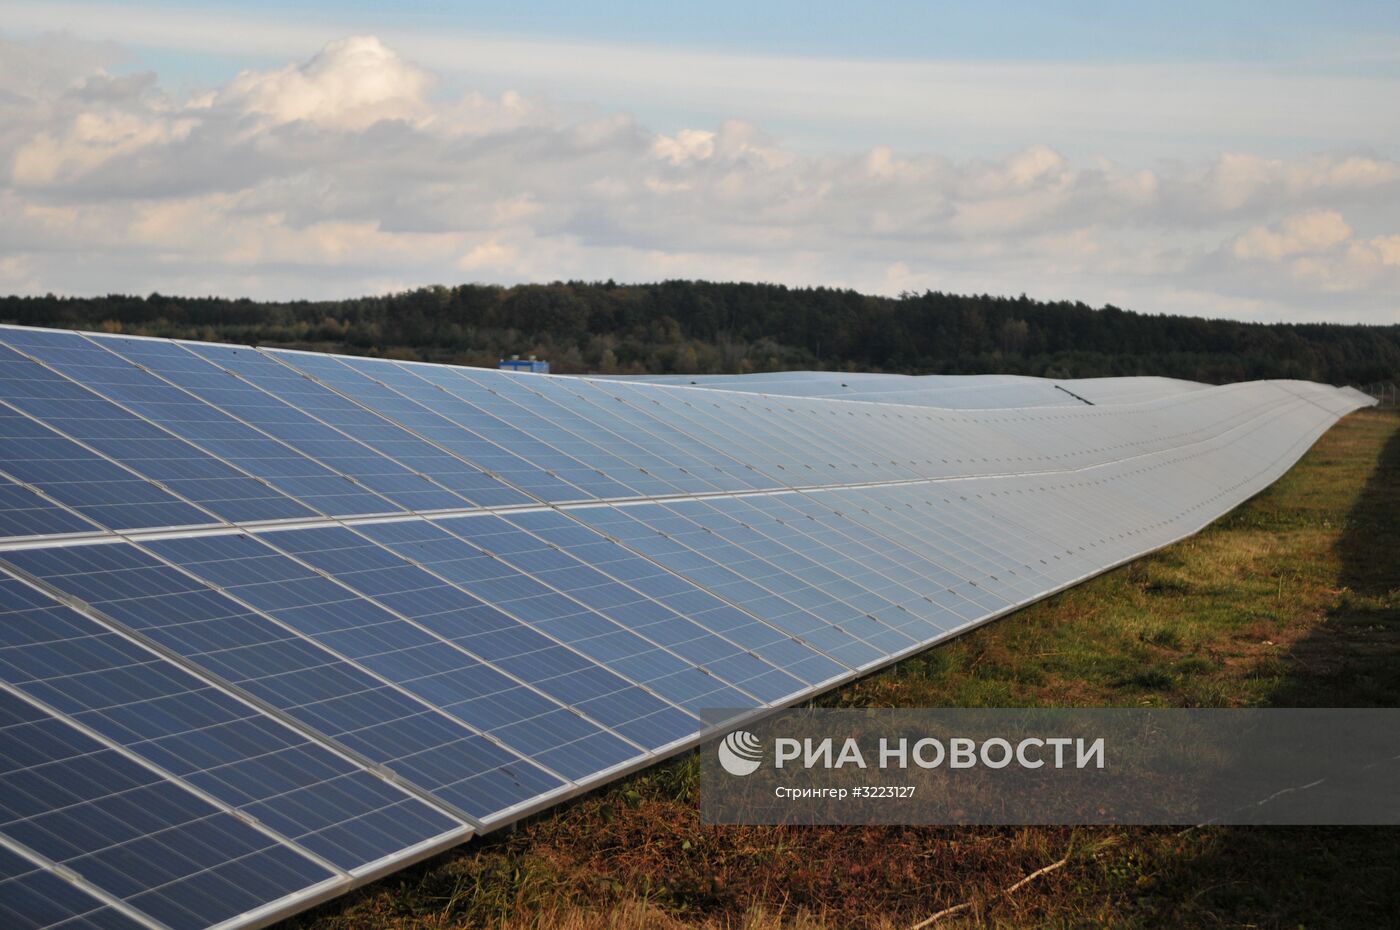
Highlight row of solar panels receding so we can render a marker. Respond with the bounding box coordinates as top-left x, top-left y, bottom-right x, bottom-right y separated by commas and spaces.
0, 324, 1373, 930
596, 371, 1212, 408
